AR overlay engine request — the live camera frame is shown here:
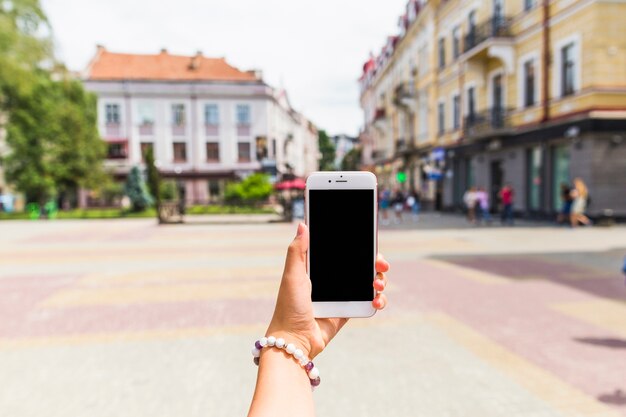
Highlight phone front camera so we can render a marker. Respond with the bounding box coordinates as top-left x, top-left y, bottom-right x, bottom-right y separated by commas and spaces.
328, 180, 331, 183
